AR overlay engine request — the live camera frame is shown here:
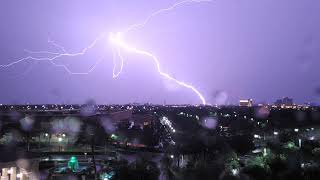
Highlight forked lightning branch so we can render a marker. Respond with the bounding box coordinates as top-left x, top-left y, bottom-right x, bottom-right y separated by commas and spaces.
0, 0, 212, 105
